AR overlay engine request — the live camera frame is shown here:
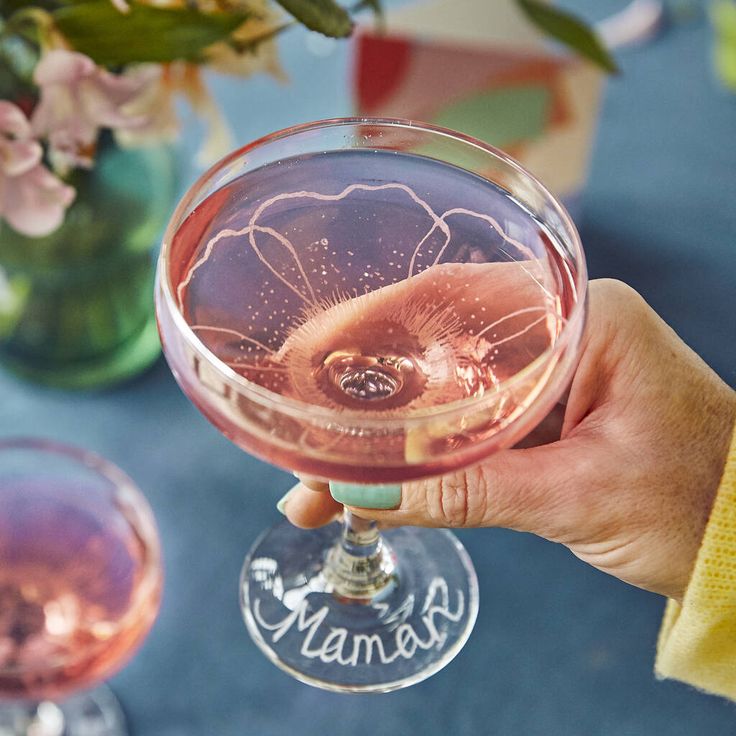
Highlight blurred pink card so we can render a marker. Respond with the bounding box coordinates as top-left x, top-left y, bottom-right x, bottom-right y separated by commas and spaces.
351, 0, 605, 214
